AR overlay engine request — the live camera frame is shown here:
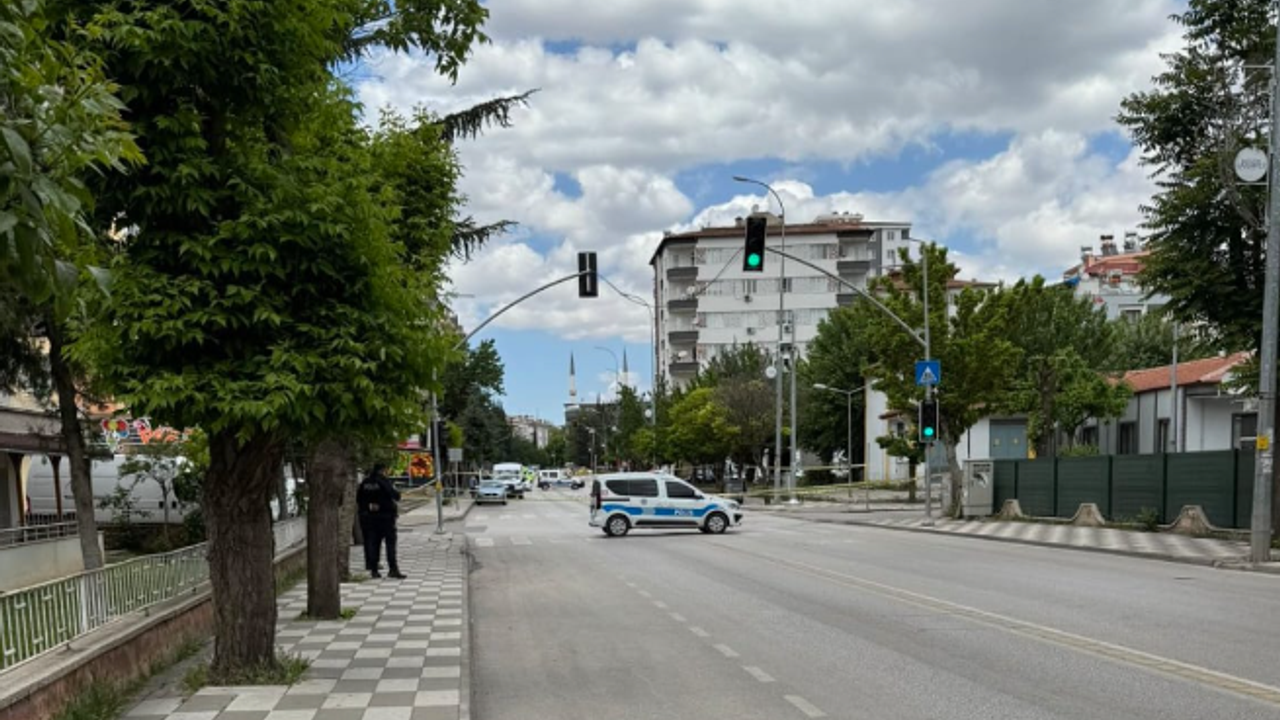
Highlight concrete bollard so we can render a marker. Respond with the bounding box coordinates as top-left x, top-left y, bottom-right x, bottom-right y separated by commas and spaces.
996, 499, 1026, 520
1069, 503, 1107, 527
1165, 505, 1217, 537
